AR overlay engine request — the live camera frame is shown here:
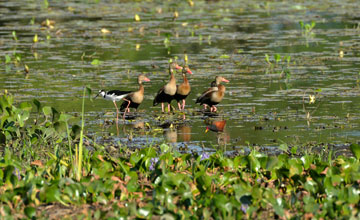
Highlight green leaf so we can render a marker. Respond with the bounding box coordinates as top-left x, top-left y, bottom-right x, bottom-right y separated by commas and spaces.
160, 143, 170, 153
348, 187, 360, 204
43, 106, 52, 117
138, 207, 151, 218
301, 155, 312, 170
59, 113, 73, 122
51, 107, 60, 121
273, 198, 285, 217
278, 143, 288, 152
265, 54, 271, 64
24, 207, 36, 218
5, 55, 11, 64
86, 86, 92, 101
71, 125, 81, 140
289, 158, 302, 177
33, 99, 41, 112
43, 185, 61, 203
303, 195, 319, 213
290, 146, 297, 154
331, 175, 343, 185
54, 121, 67, 134
299, 21, 304, 29
304, 180, 318, 194
311, 21, 316, 29
12, 31, 17, 41
350, 144, 360, 159
274, 54, 281, 64
15, 108, 30, 127
266, 156, 280, 170
19, 102, 32, 111
91, 59, 102, 66
219, 54, 230, 59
